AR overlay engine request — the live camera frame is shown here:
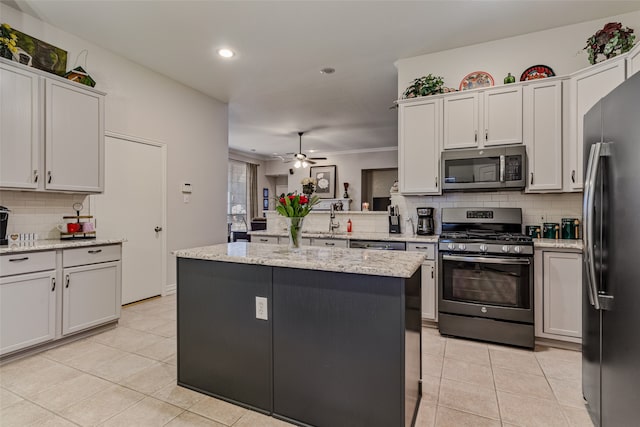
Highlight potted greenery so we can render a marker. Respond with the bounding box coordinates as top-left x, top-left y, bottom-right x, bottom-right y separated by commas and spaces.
402, 74, 445, 98
0, 23, 18, 60
584, 22, 635, 65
